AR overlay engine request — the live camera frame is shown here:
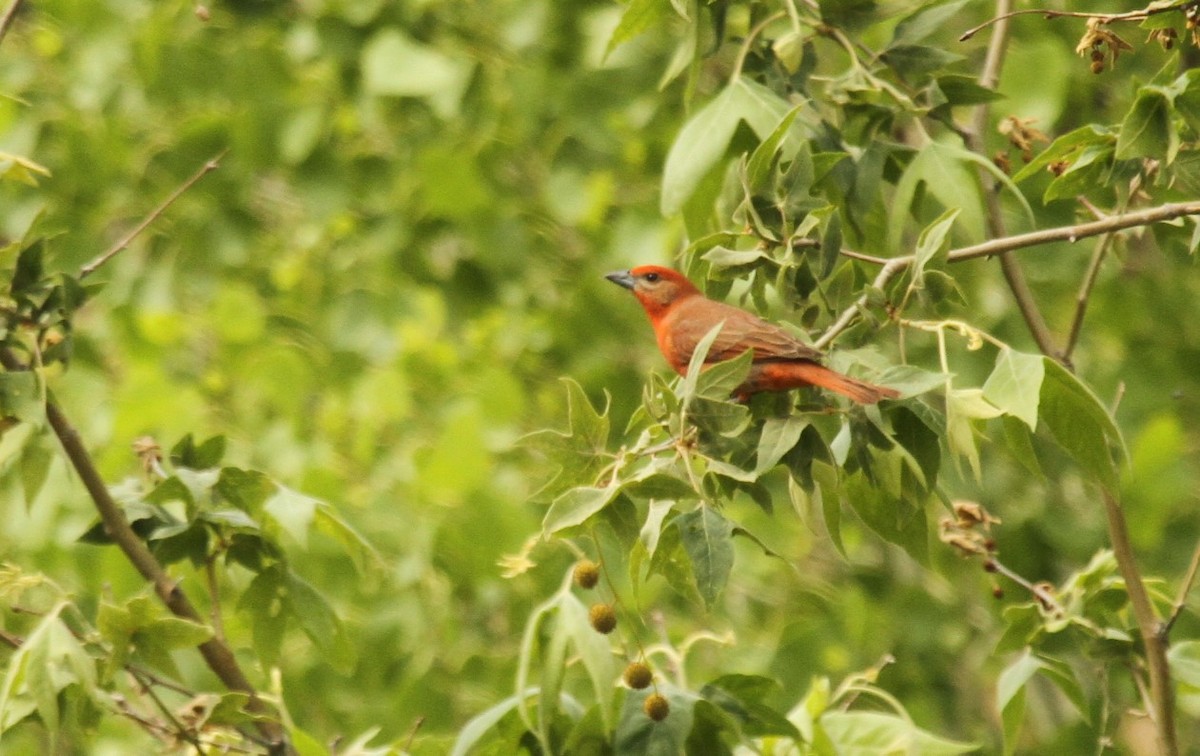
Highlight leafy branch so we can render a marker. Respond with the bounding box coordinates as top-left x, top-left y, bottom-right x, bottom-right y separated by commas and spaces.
820, 200, 1200, 348
959, 2, 1187, 42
